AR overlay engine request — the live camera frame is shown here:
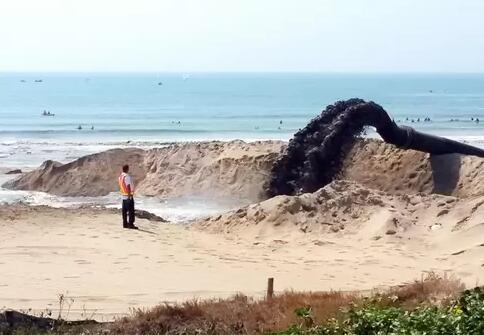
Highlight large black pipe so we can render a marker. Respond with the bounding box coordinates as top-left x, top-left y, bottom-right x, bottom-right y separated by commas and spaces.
358, 101, 484, 157
265, 99, 484, 197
